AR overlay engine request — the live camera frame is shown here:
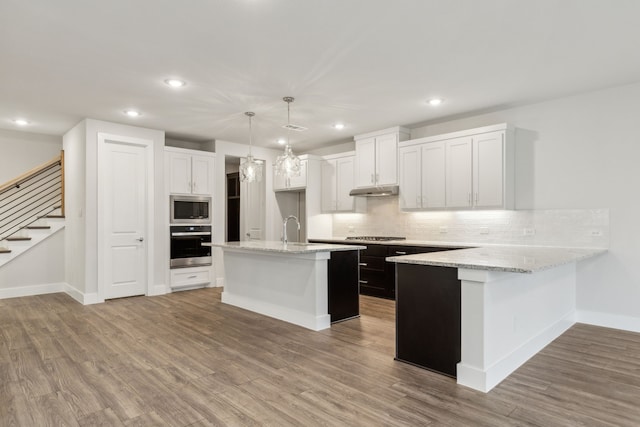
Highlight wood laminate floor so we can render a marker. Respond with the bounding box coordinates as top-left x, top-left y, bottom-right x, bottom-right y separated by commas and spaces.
1, 288, 640, 426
